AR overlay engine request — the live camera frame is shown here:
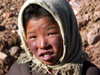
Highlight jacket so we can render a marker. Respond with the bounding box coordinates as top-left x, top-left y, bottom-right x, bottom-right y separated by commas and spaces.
8, 60, 100, 75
